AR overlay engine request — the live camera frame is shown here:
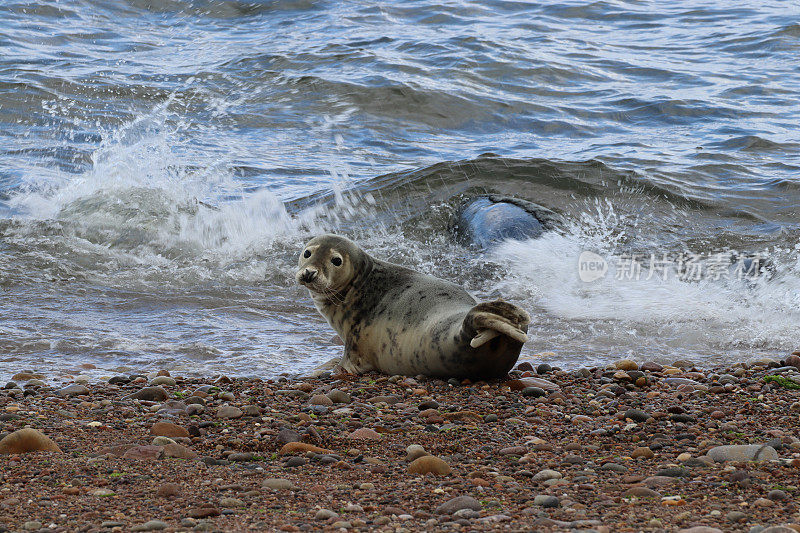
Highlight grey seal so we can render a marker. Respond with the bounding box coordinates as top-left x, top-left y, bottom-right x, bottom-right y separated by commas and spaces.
296, 234, 530, 379
451, 195, 562, 249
